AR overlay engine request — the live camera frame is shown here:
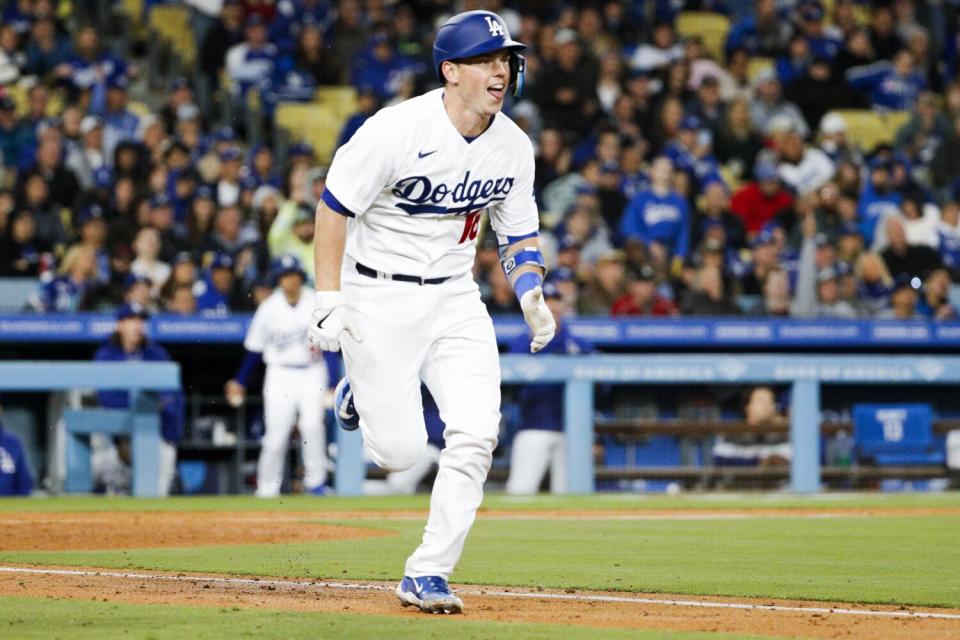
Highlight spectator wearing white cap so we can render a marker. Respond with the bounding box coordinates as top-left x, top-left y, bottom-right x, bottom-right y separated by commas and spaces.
749, 69, 809, 139
817, 112, 862, 166
65, 115, 107, 190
